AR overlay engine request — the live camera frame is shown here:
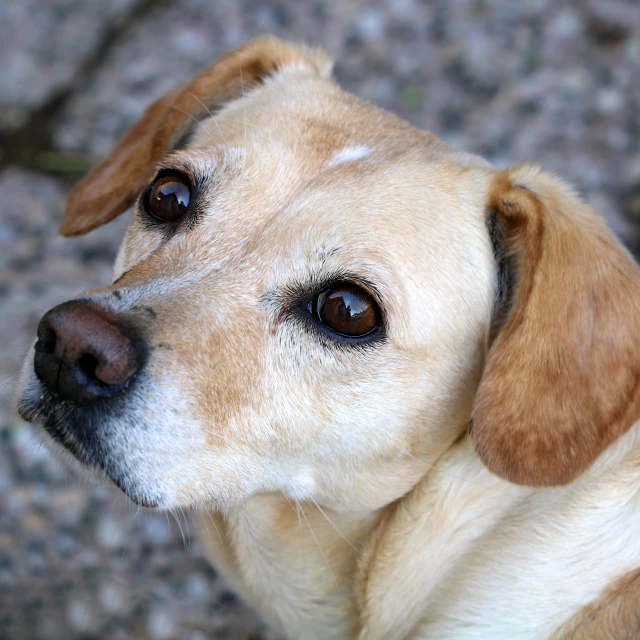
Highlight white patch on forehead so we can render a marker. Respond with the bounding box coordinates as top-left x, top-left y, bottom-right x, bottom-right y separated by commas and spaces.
327, 145, 371, 168
283, 471, 316, 501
